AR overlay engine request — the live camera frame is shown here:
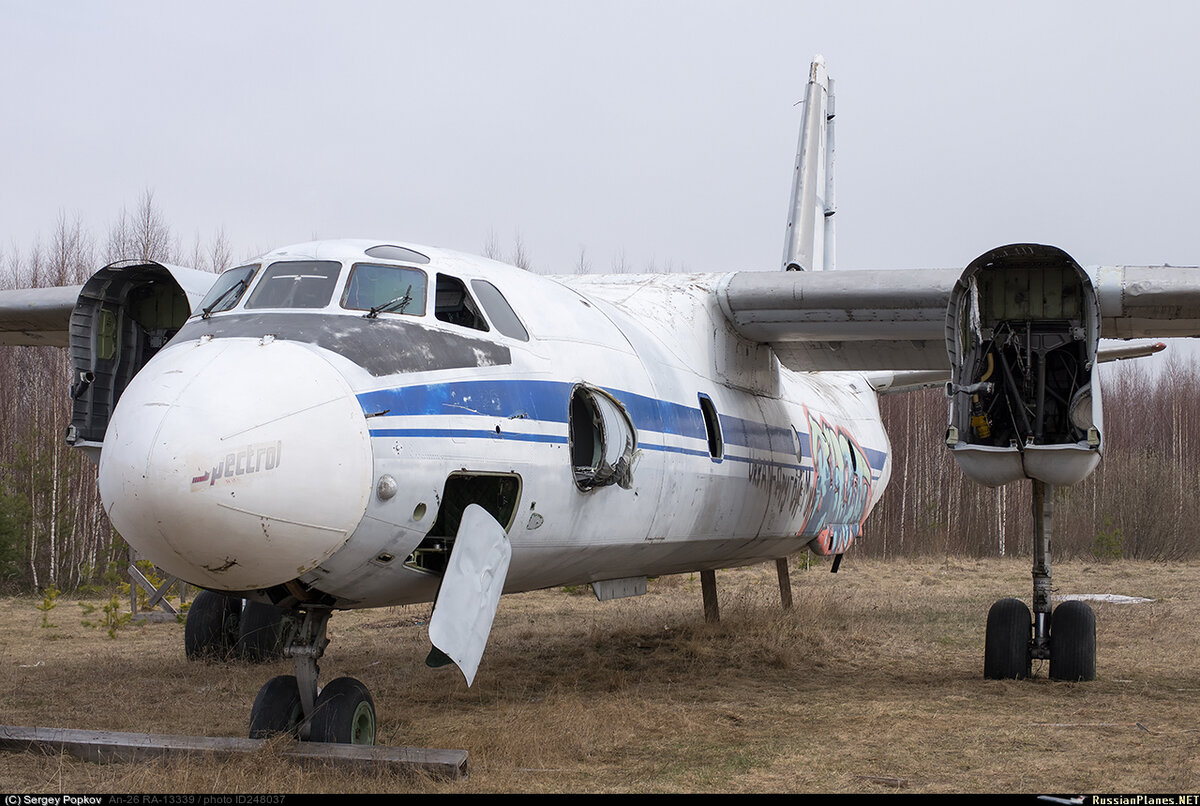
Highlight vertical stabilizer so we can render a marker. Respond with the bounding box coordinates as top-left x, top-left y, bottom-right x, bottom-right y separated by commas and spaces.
782, 56, 836, 271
